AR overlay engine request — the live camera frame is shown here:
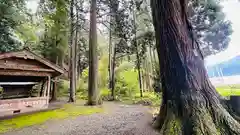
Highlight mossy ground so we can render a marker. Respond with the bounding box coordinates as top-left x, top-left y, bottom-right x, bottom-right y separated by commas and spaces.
0, 103, 103, 133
